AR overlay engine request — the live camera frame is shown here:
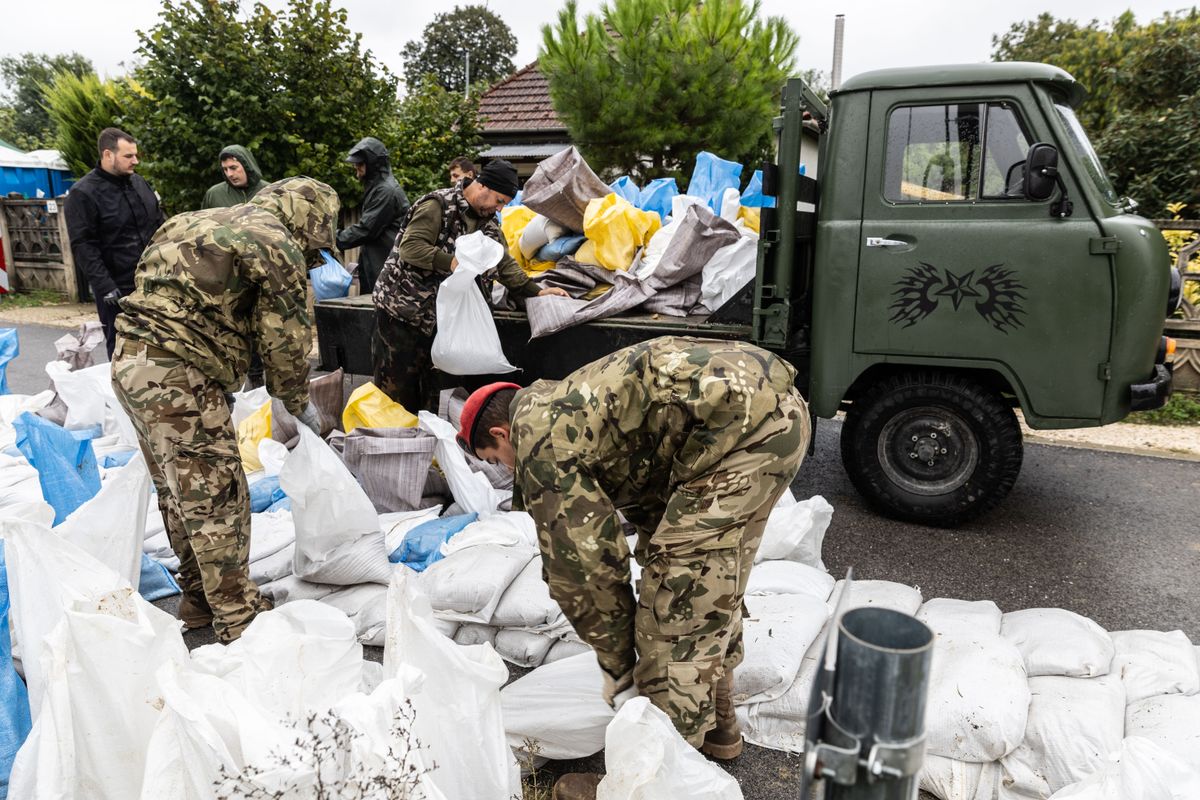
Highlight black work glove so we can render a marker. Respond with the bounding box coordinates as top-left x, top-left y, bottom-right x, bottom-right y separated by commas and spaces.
102, 289, 122, 308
